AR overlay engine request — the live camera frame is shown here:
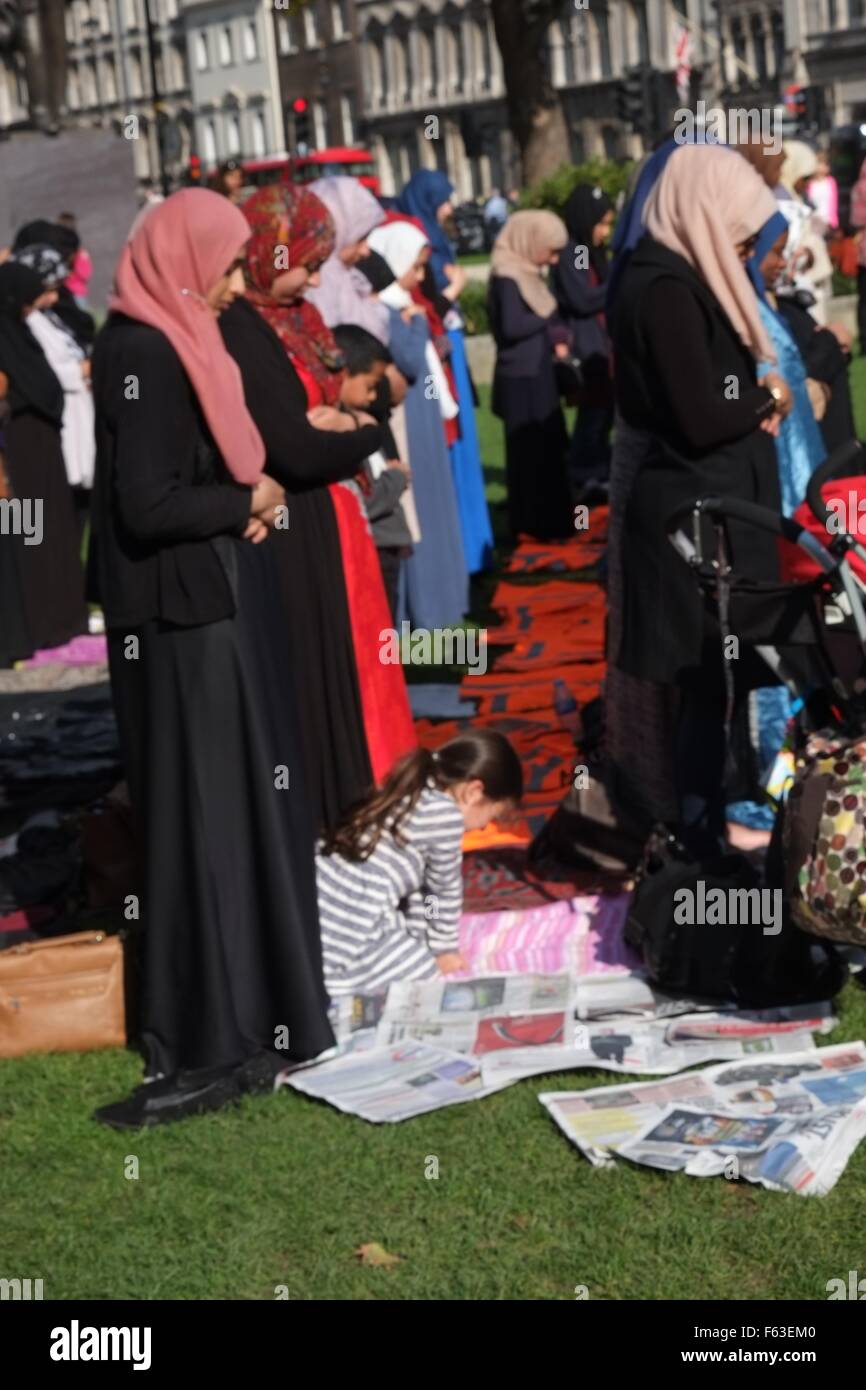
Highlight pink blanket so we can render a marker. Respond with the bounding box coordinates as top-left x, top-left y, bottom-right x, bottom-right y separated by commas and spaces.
459, 894, 637, 977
